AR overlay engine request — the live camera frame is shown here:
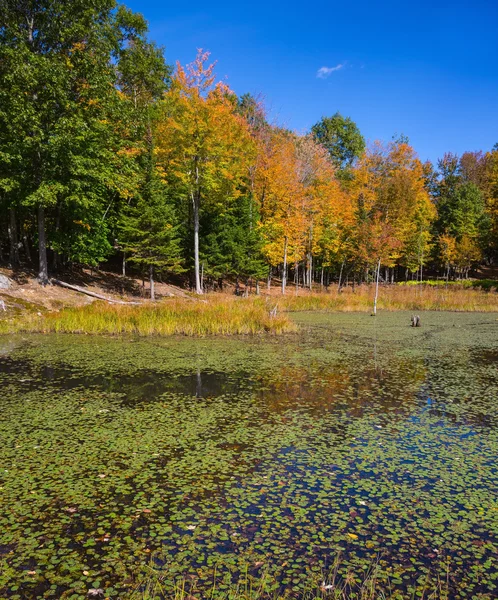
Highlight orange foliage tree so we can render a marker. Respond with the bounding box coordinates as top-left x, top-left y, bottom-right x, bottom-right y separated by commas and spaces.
155, 50, 255, 293
255, 129, 305, 294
